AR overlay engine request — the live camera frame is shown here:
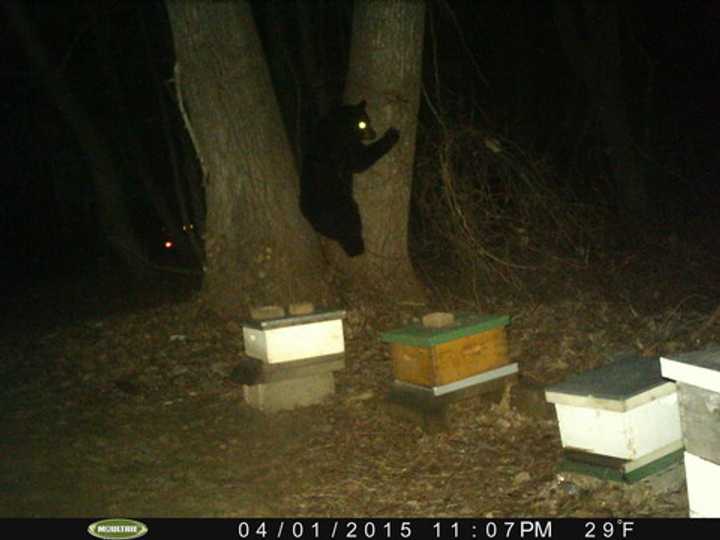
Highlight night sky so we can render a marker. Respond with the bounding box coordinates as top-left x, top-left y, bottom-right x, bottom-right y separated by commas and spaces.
2, 1, 719, 285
